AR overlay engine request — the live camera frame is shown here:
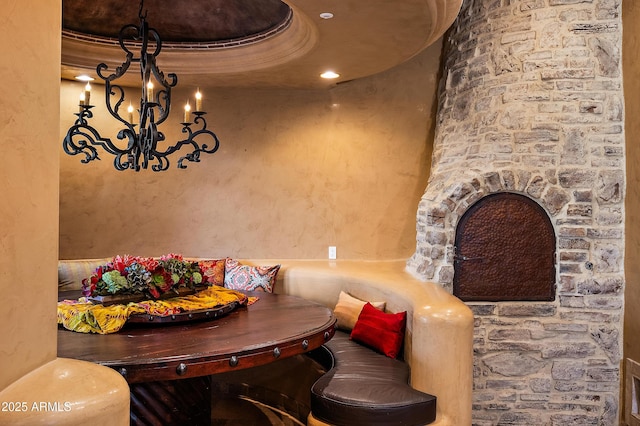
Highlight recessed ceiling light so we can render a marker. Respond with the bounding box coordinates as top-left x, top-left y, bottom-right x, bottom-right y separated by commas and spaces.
319, 12, 334, 19
321, 71, 340, 79
75, 75, 94, 82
